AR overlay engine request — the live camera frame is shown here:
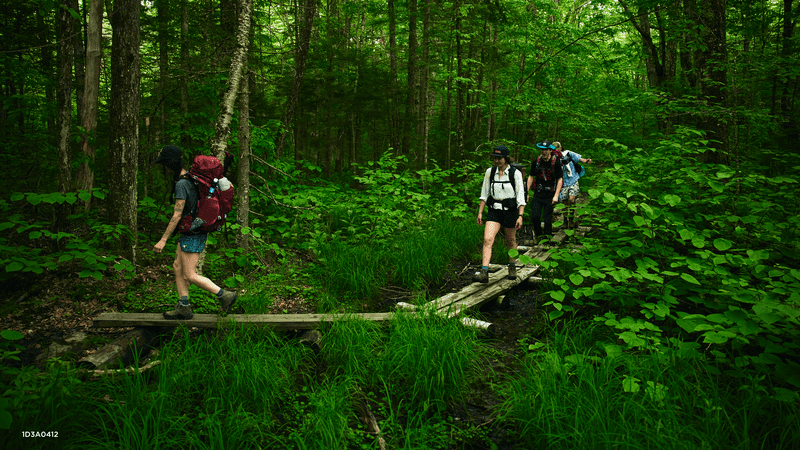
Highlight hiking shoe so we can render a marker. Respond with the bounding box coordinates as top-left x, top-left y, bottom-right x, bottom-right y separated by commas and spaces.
473, 268, 489, 284
219, 290, 238, 312
163, 303, 193, 320
507, 264, 517, 280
